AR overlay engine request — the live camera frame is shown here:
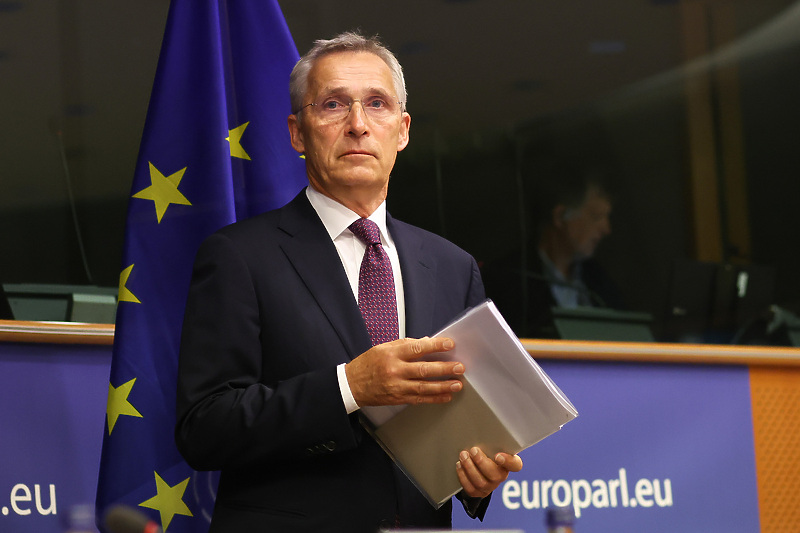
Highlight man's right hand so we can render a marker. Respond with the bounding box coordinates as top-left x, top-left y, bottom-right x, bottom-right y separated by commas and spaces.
345, 337, 464, 407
